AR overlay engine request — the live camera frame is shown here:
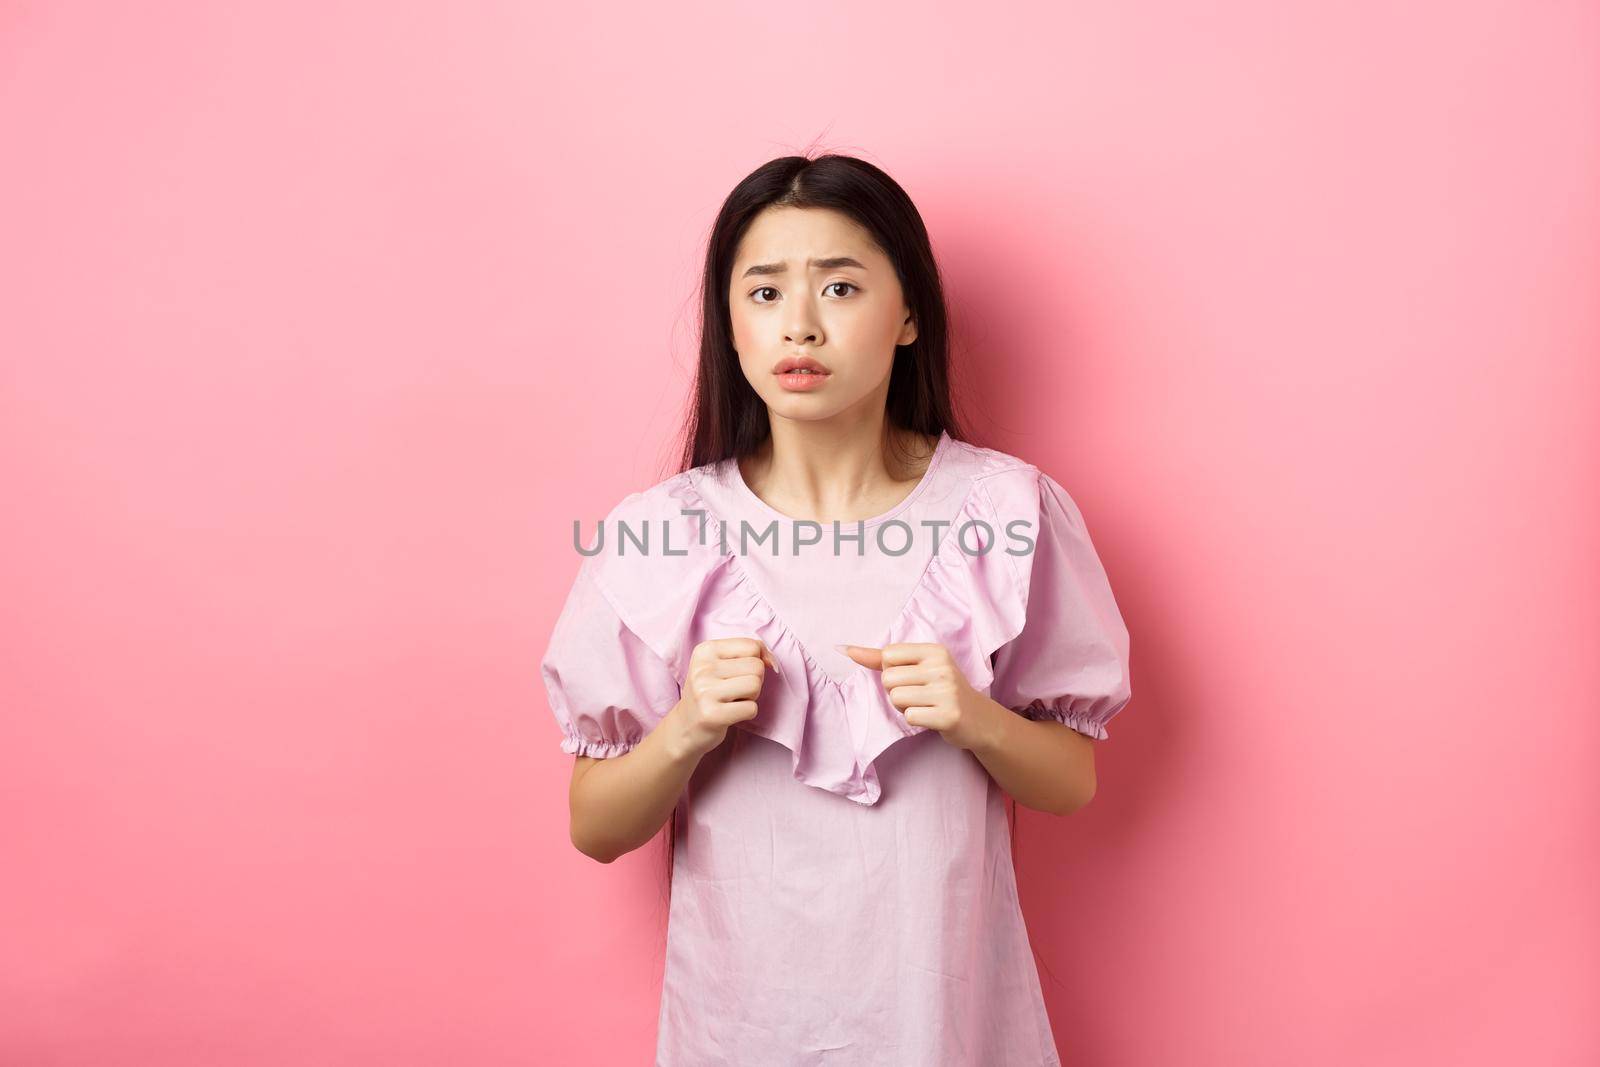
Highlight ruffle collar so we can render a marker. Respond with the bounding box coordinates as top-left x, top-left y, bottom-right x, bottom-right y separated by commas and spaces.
584, 449, 1048, 805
